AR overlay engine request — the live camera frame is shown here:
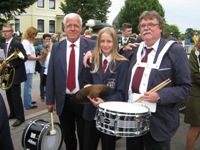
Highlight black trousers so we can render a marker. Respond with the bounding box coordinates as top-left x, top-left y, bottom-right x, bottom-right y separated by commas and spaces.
59, 95, 85, 150
126, 132, 170, 150
6, 83, 24, 120
83, 120, 116, 150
